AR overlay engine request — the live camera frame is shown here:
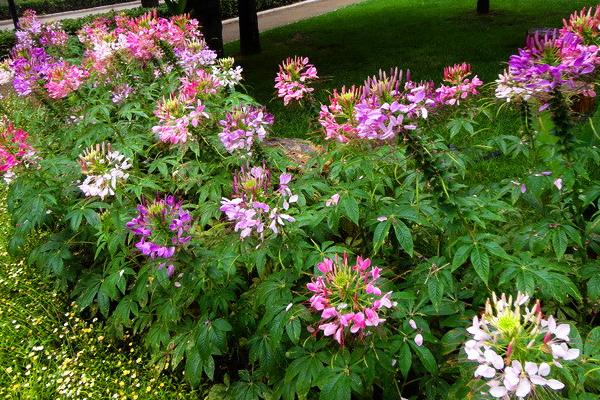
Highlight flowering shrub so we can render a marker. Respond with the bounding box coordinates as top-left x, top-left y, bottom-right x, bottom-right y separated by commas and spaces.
1, 6, 599, 400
